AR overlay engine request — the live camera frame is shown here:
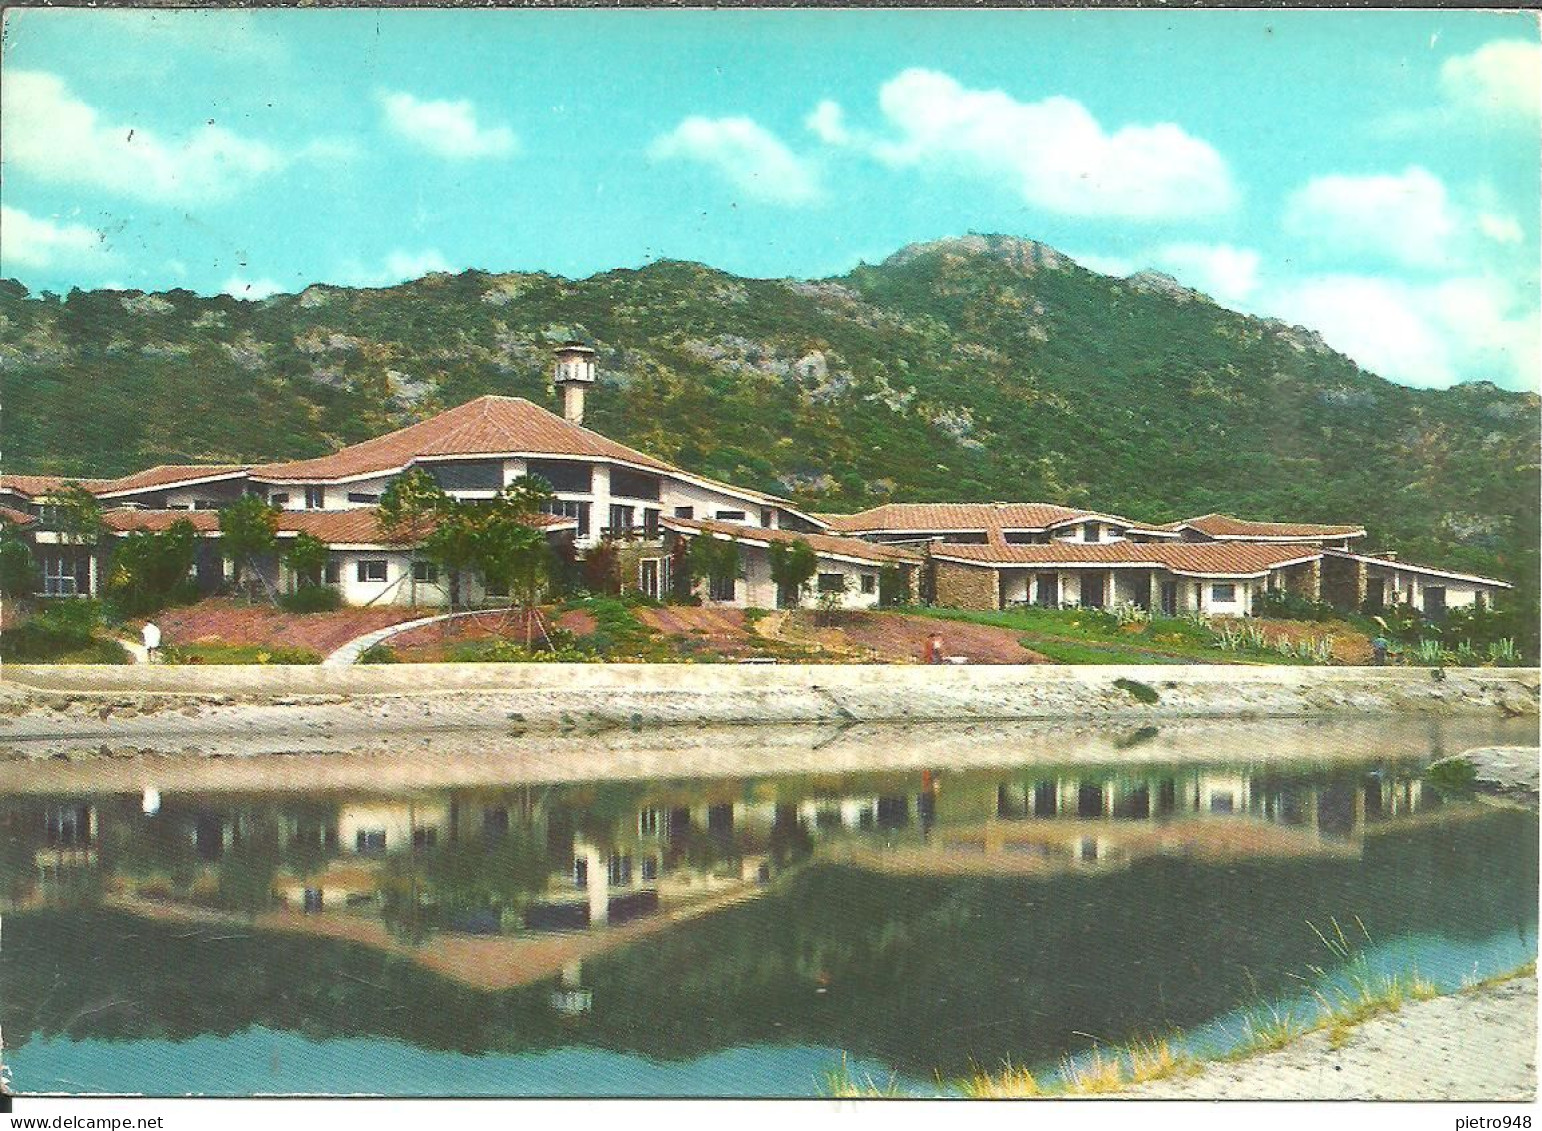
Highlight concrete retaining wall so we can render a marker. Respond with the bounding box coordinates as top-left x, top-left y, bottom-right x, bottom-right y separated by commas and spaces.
0, 663, 1534, 742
